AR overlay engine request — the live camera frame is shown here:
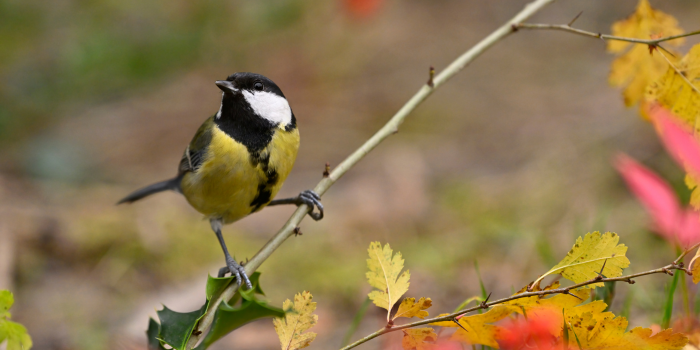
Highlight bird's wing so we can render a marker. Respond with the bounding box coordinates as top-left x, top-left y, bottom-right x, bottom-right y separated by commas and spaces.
178, 116, 215, 175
